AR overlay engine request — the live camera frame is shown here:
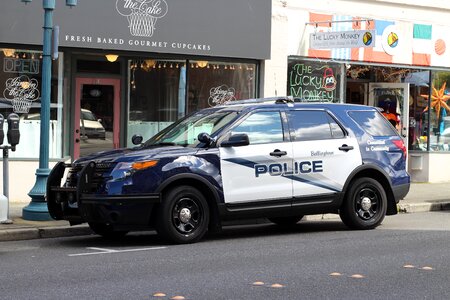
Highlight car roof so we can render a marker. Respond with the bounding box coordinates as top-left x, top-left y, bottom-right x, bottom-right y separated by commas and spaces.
214, 97, 378, 113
